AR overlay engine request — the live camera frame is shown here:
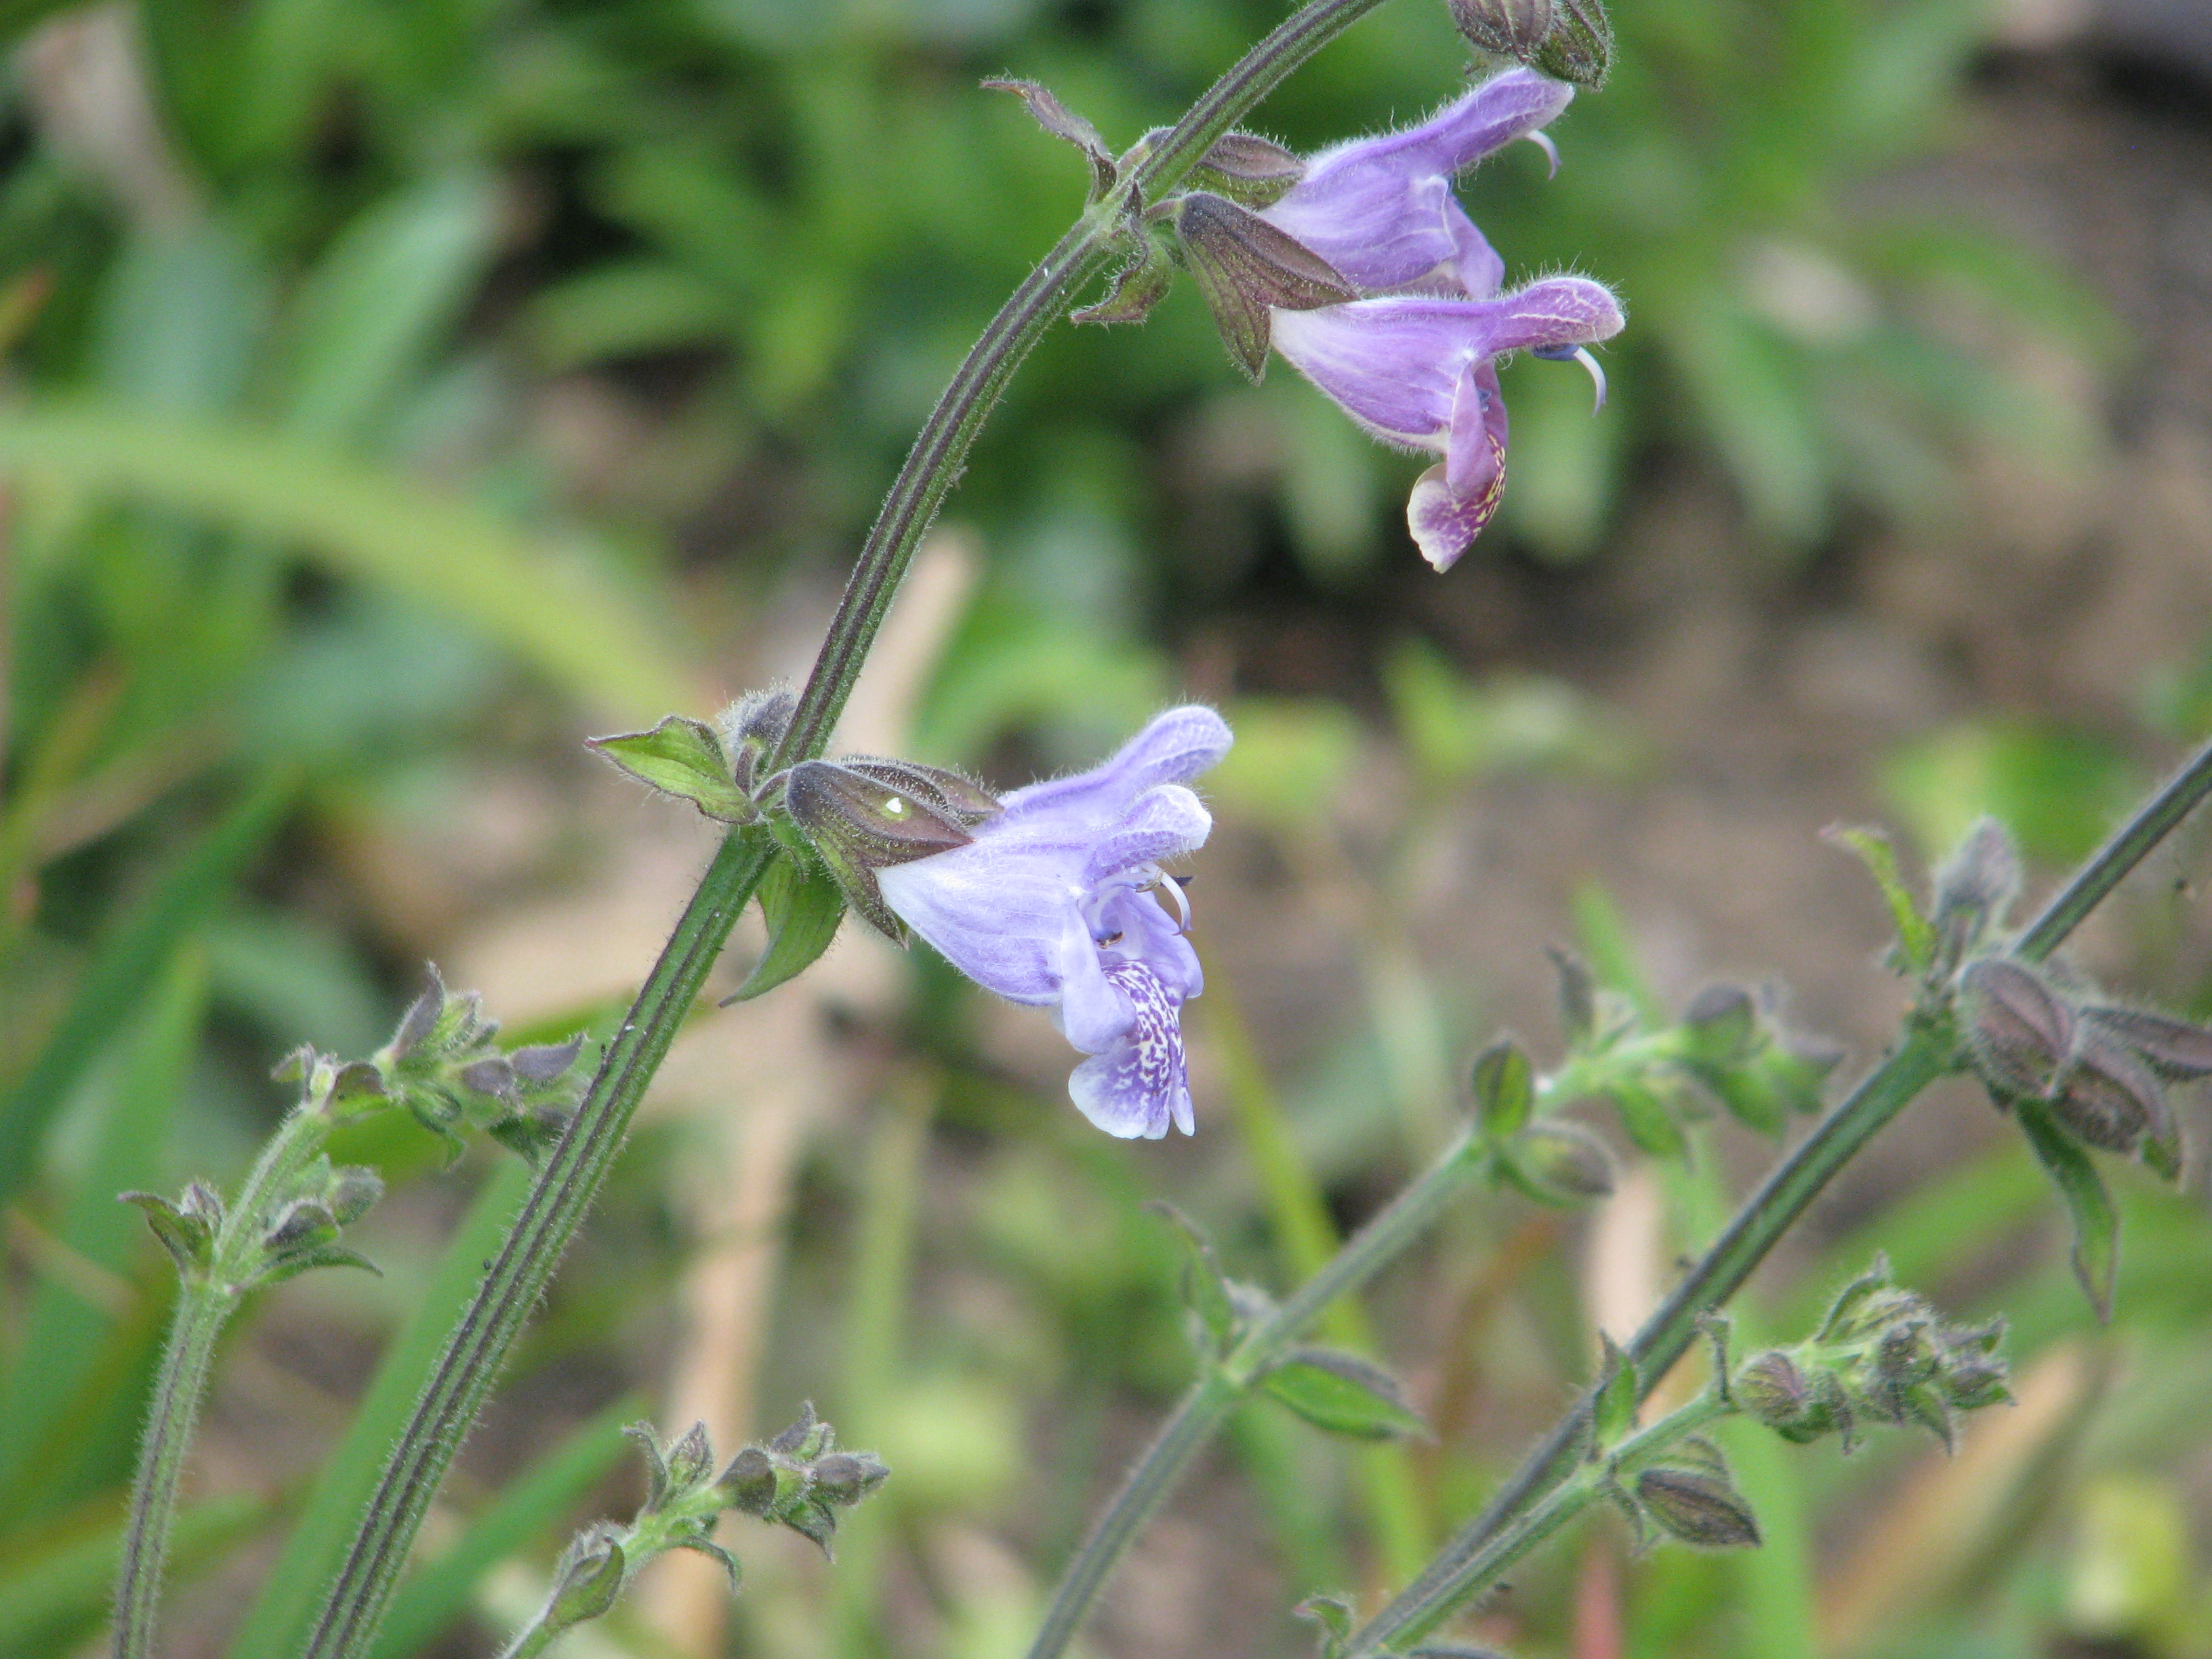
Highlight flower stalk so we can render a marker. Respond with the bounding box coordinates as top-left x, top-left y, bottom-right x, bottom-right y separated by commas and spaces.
112, 1104, 337, 1659
295, 3, 1400, 1654
1341, 733, 2212, 1659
